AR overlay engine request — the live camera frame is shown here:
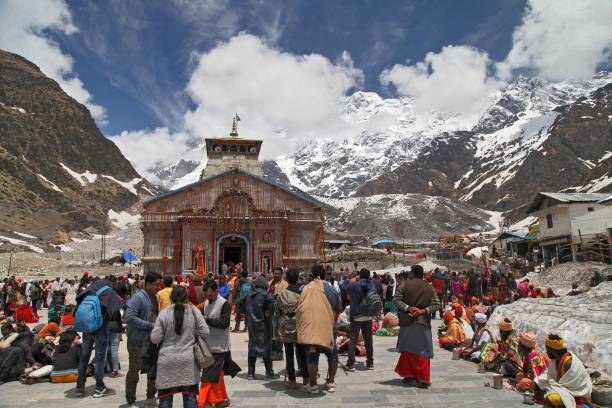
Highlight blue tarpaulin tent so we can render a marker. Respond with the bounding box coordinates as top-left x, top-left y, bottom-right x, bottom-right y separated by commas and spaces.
122, 249, 139, 264
372, 239, 396, 248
